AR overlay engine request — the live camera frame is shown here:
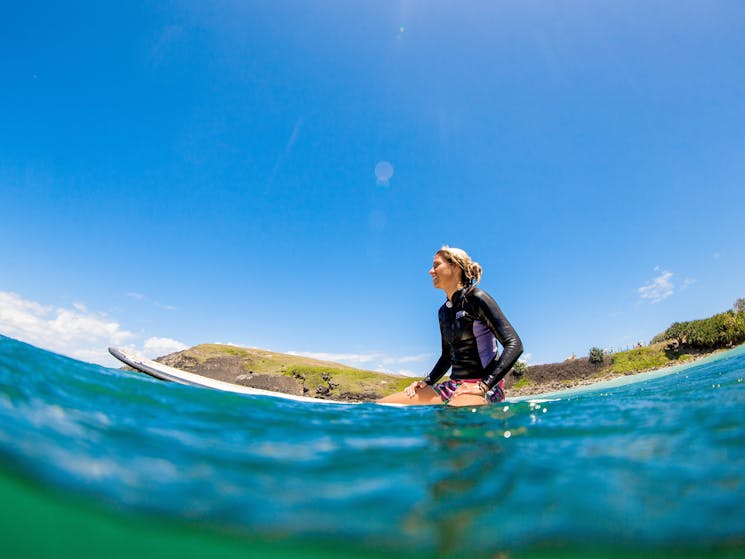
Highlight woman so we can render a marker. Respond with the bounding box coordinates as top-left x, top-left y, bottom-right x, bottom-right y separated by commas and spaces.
378, 246, 523, 407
